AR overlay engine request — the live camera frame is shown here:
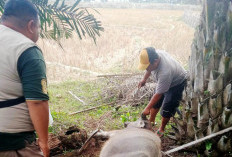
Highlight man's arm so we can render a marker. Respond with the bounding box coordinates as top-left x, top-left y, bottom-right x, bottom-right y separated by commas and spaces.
27, 100, 49, 157
142, 93, 163, 115
18, 47, 50, 156
138, 70, 151, 88
142, 69, 172, 115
